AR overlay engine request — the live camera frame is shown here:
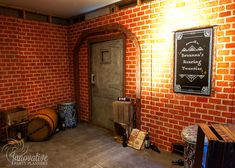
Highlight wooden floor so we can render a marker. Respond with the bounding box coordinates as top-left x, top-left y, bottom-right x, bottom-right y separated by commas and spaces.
0, 123, 183, 168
